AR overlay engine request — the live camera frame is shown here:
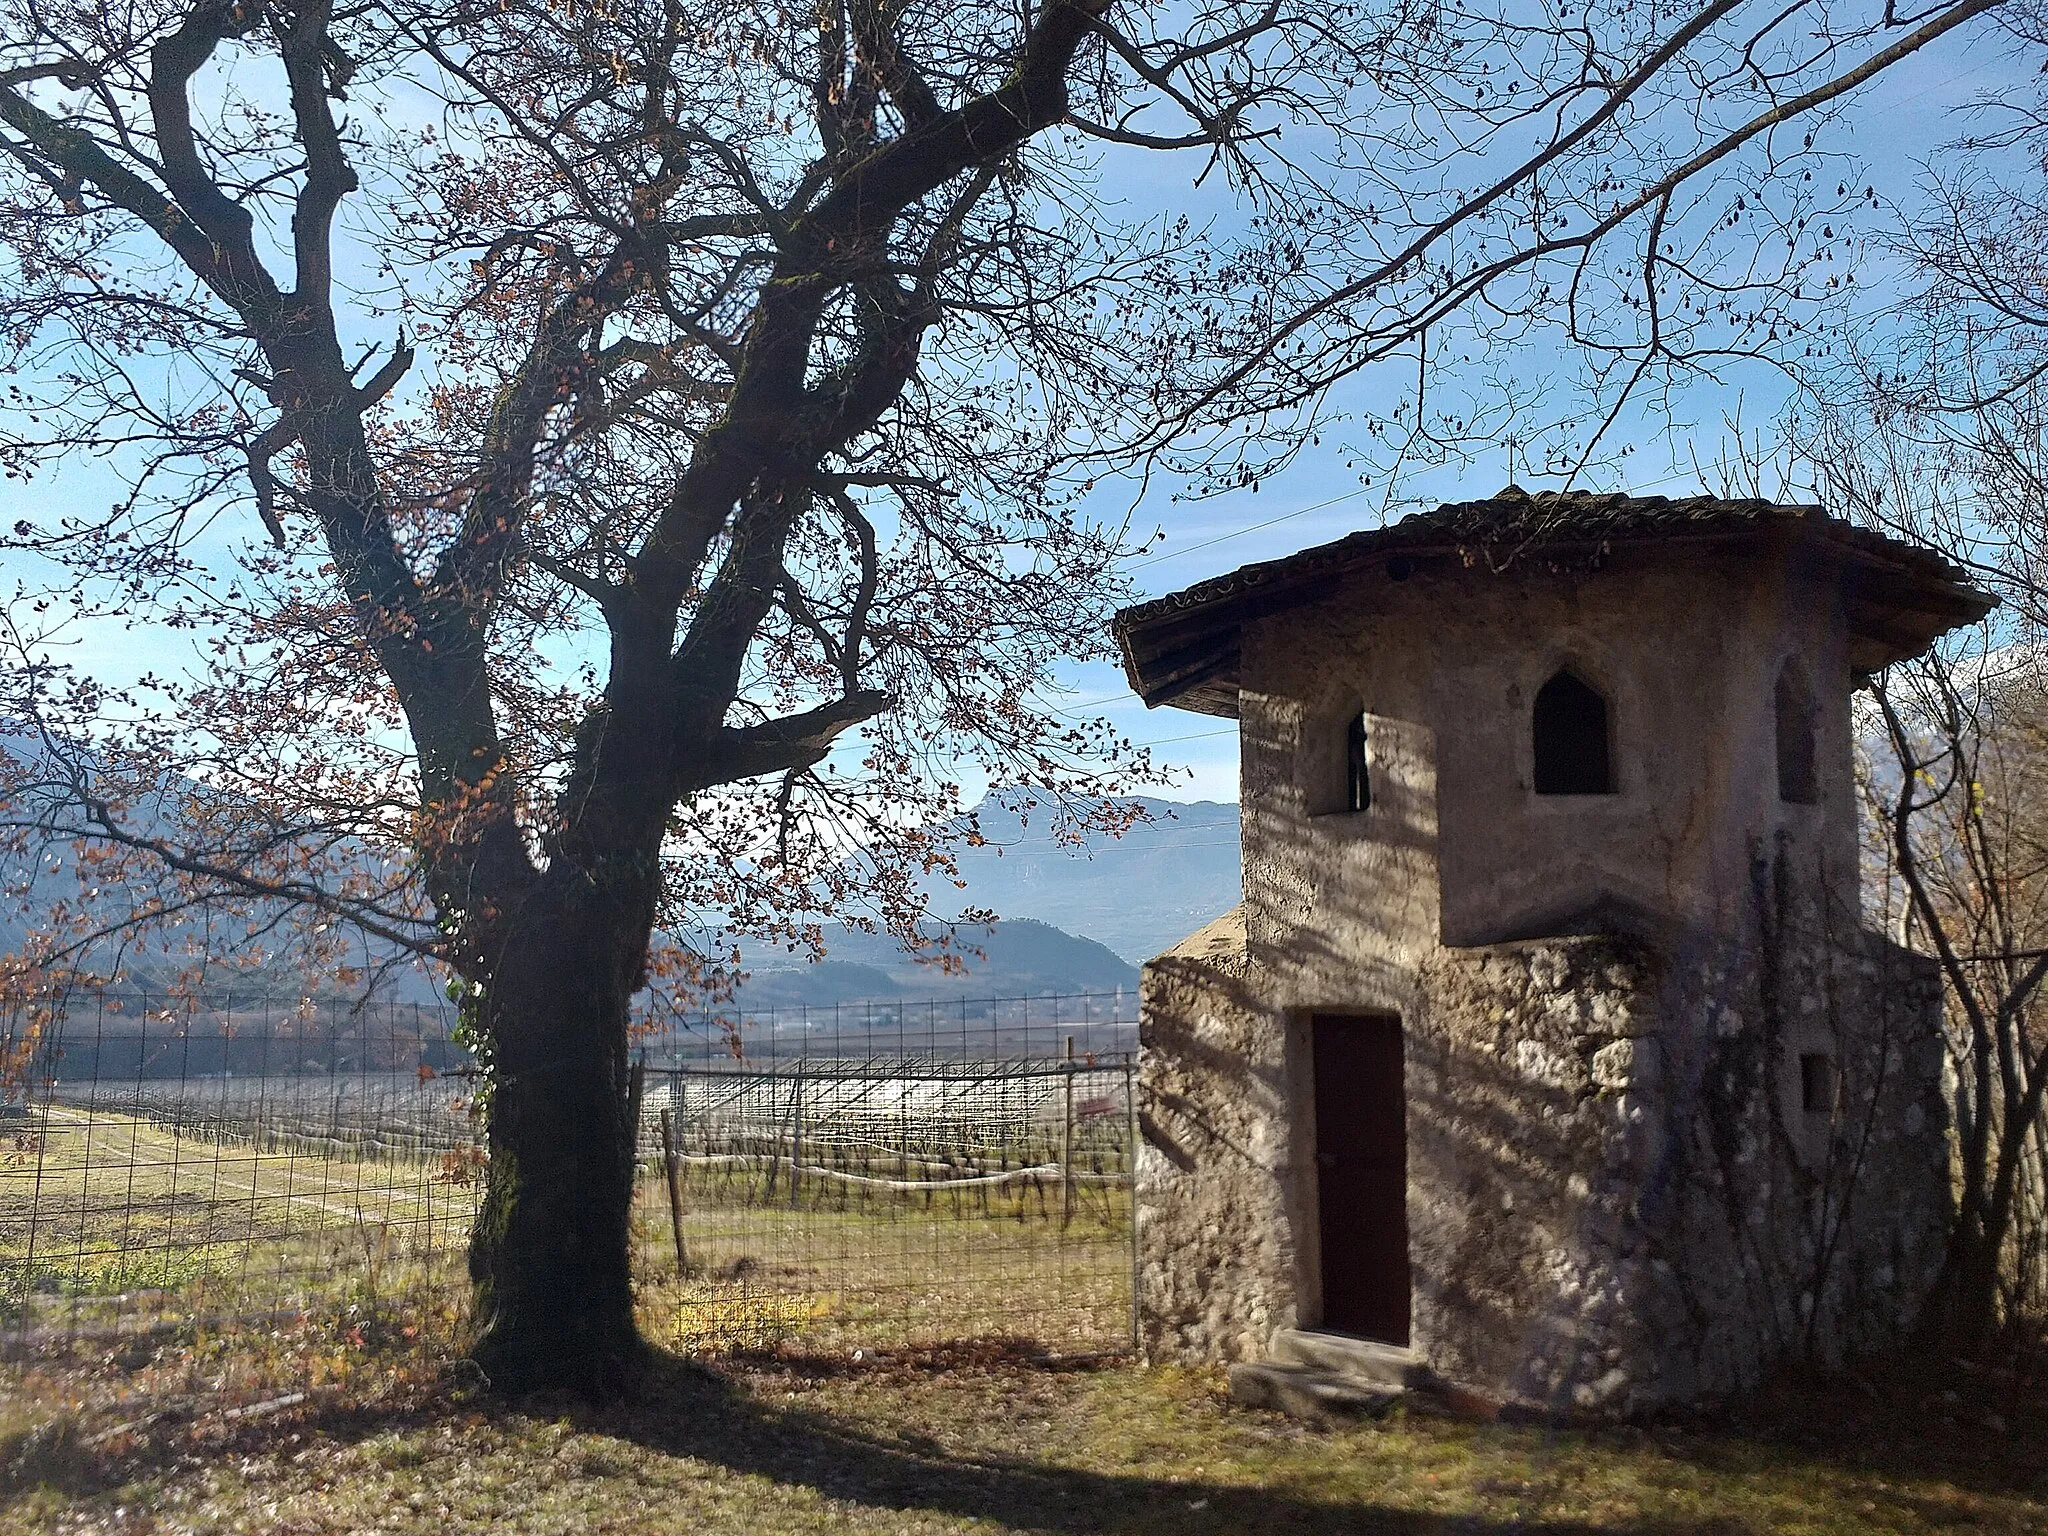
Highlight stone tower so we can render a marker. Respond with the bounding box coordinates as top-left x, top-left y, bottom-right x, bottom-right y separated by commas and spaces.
1114, 488, 1992, 1414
